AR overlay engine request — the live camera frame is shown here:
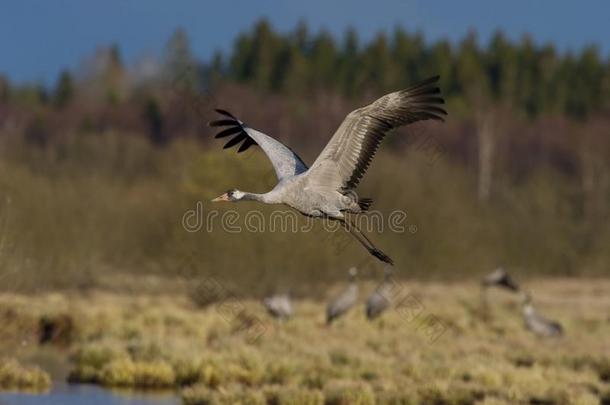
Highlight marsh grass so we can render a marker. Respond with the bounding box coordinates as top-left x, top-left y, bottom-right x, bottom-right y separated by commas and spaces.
0, 279, 609, 403
0, 358, 51, 391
